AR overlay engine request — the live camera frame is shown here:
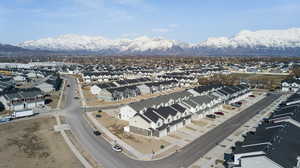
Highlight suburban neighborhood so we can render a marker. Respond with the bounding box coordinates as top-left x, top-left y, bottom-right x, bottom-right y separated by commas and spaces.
0, 58, 299, 168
